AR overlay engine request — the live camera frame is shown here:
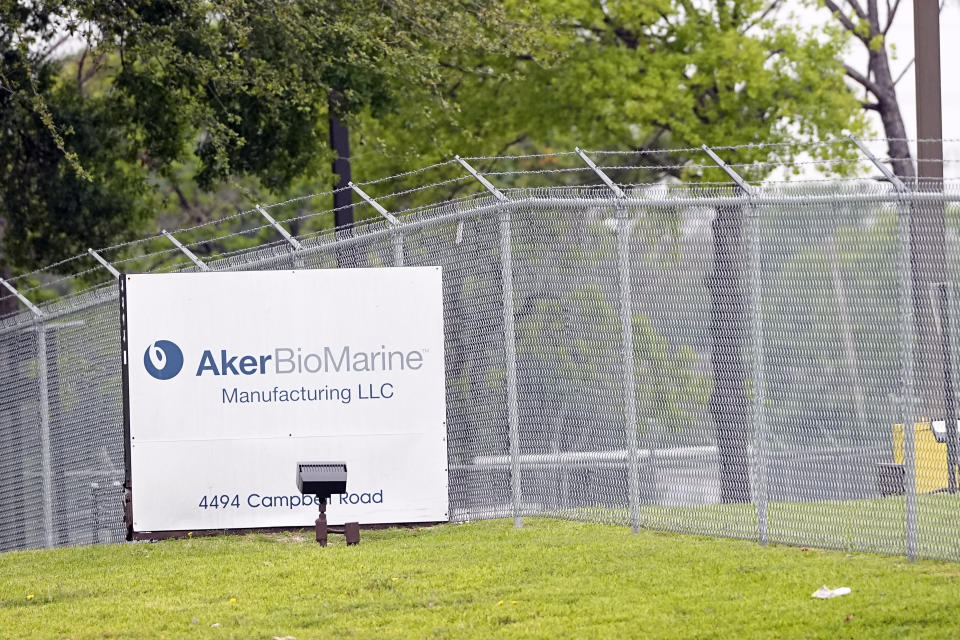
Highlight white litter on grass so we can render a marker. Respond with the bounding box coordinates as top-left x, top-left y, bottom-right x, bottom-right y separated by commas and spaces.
811, 585, 851, 599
